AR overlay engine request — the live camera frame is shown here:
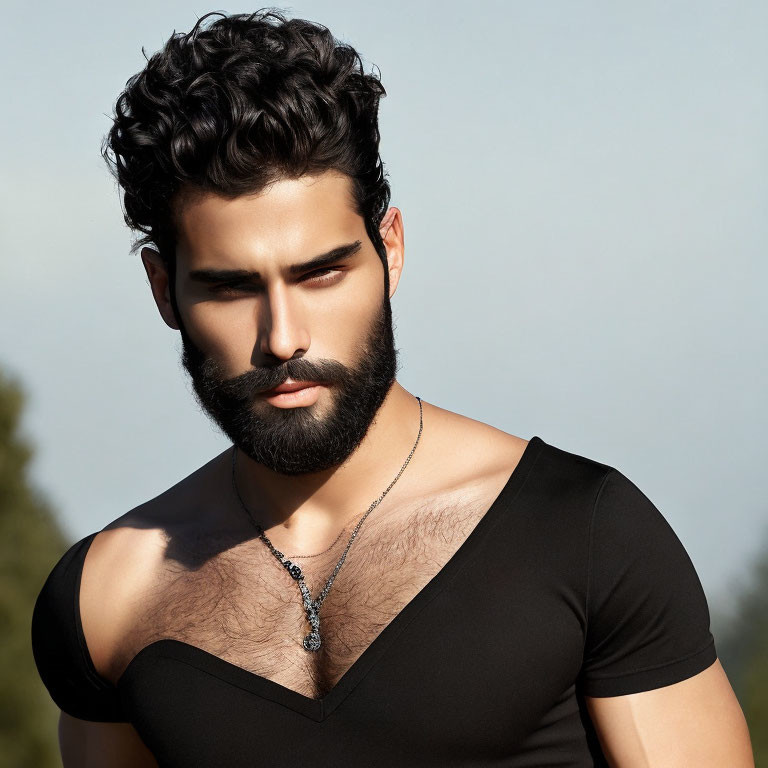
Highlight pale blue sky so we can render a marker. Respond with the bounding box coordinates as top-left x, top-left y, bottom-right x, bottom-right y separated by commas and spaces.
1, 1, 766, 628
